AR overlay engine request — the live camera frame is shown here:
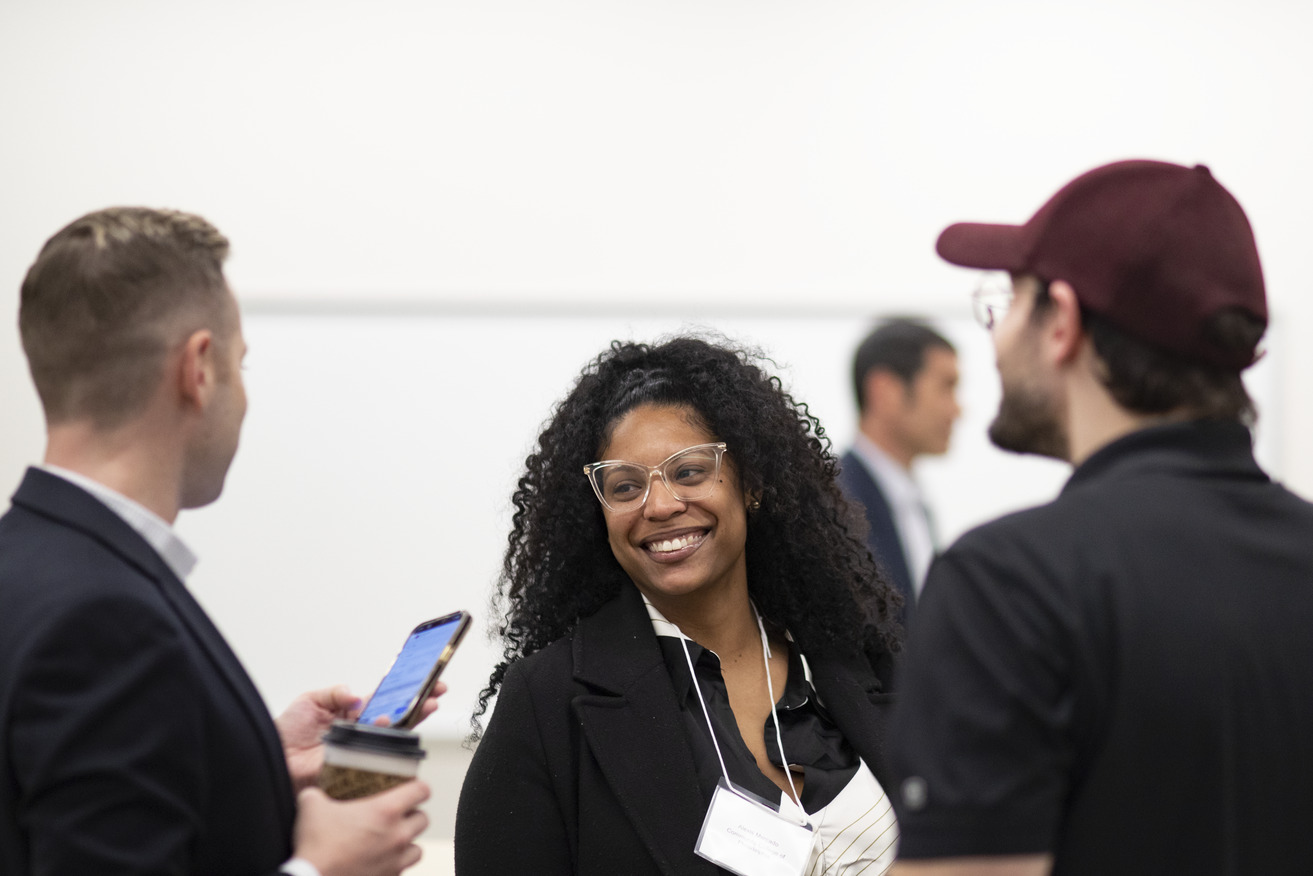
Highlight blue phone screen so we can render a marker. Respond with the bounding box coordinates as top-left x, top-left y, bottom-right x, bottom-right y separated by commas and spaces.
357, 617, 463, 725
